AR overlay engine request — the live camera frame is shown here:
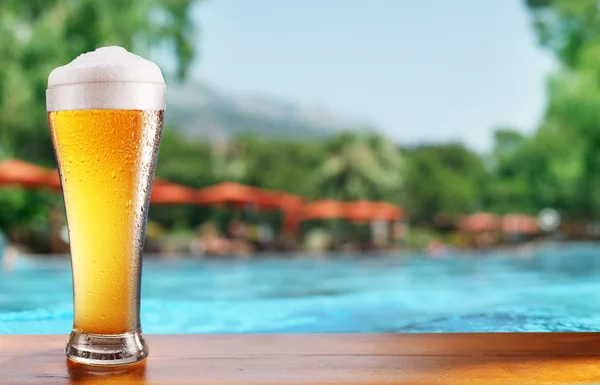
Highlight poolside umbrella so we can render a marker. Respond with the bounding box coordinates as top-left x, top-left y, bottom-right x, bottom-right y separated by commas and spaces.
195, 182, 264, 208
343, 201, 405, 223
501, 214, 538, 235
521, 216, 539, 234
260, 190, 305, 212
150, 181, 197, 204
47, 169, 62, 191
0, 159, 60, 190
376, 202, 404, 221
301, 199, 345, 221
343, 200, 380, 223
342, 201, 405, 223
457, 212, 498, 232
